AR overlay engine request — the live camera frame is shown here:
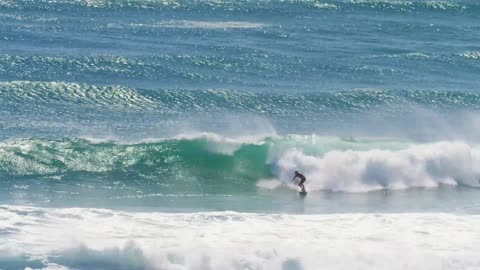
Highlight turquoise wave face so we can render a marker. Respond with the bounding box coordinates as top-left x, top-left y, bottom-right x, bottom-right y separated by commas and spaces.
0, 137, 273, 192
